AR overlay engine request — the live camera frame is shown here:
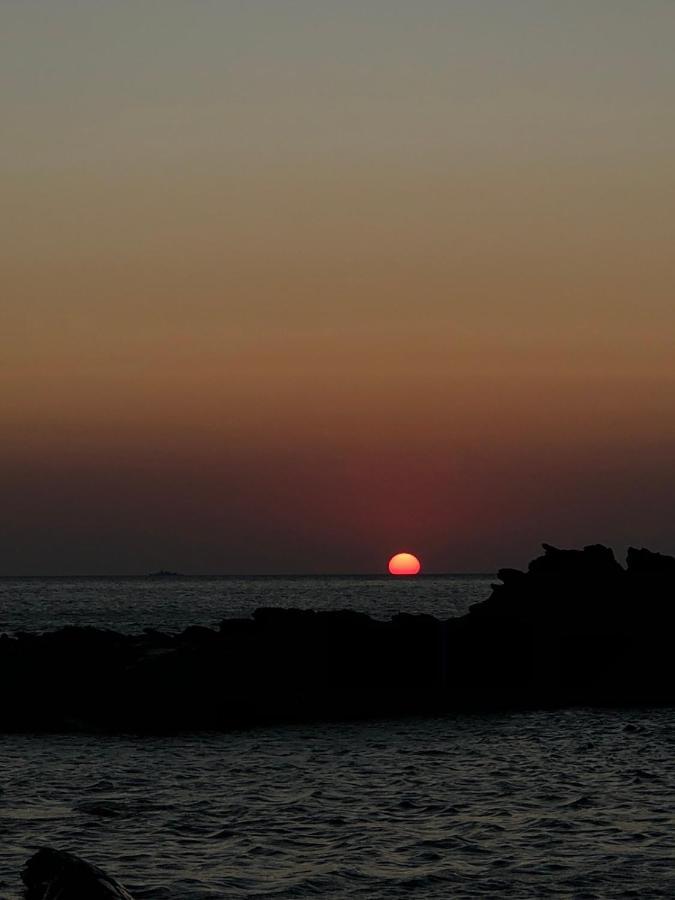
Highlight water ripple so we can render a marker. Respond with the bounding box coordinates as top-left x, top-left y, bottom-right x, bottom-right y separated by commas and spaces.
1, 709, 675, 897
